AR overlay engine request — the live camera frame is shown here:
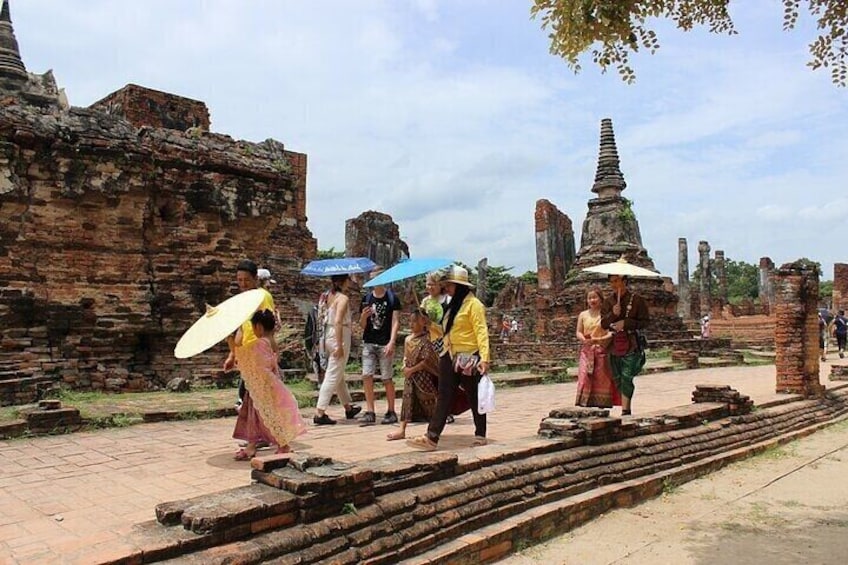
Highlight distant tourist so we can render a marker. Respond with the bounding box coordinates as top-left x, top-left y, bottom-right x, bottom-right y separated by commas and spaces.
834, 310, 848, 359
313, 274, 362, 425
601, 275, 649, 417
500, 317, 510, 341
700, 314, 711, 339
233, 310, 306, 455
386, 309, 441, 441
359, 267, 401, 425
407, 265, 490, 451
575, 288, 620, 408
820, 310, 833, 362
